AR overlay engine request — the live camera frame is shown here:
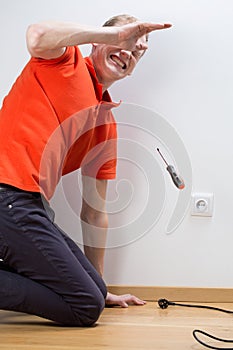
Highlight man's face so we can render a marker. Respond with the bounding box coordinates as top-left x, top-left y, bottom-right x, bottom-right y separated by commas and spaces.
91, 36, 147, 90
